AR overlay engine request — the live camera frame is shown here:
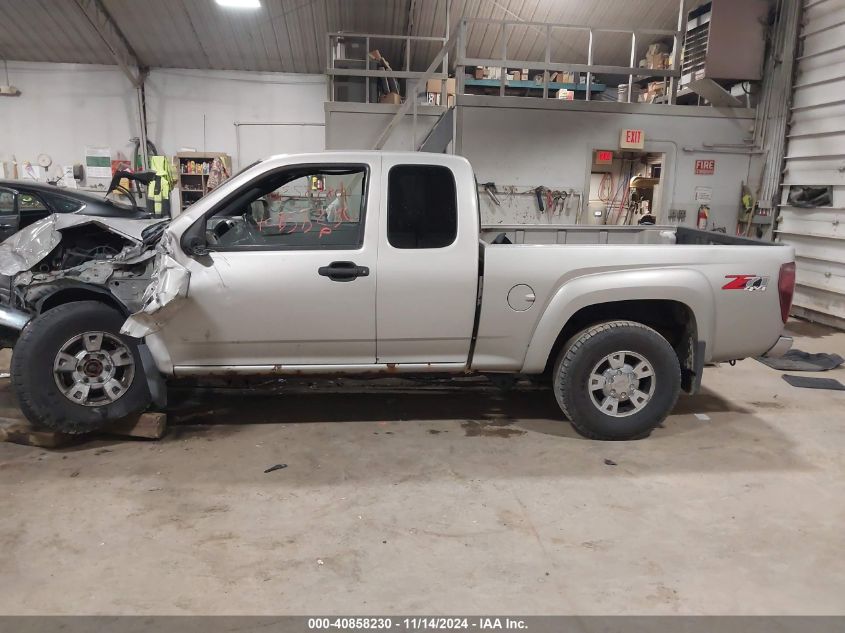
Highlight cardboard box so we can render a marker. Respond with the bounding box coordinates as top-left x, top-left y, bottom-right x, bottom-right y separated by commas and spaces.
379, 92, 401, 105
648, 52, 670, 69
425, 78, 455, 95
511, 70, 521, 81
474, 66, 484, 79
556, 88, 574, 100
